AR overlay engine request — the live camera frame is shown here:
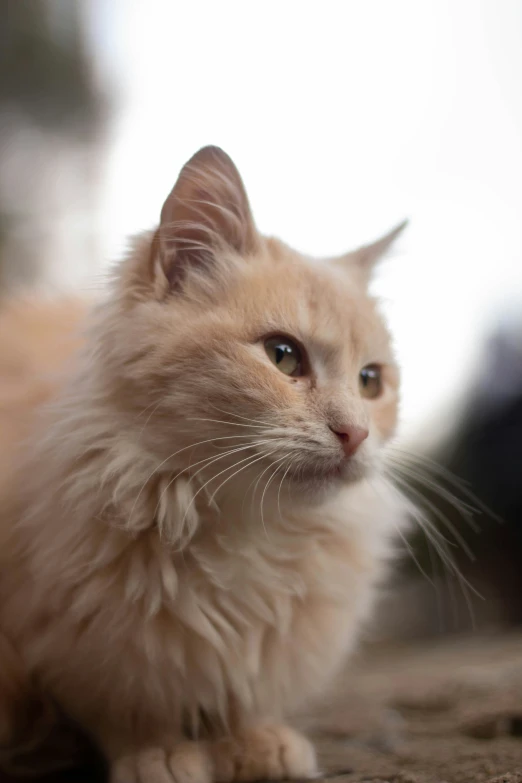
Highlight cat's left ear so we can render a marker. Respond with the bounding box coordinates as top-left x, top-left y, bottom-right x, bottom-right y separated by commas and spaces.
337, 220, 408, 285
154, 145, 258, 293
